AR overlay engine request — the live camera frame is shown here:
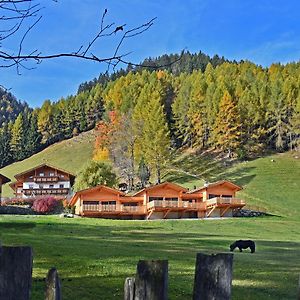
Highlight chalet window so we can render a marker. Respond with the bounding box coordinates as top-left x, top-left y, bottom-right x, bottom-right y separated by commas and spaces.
83, 201, 99, 205
165, 197, 178, 201
208, 194, 219, 199
39, 185, 43, 189
222, 195, 232, 198
149, 197, 163, 202
39, 173, 45, 177
29, 184, 33, 189
49, 172, 55, 177
59, 184, 64, 188
49, 184, 54, 188
123, 203, 138, 206
101, 201, 116, 205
